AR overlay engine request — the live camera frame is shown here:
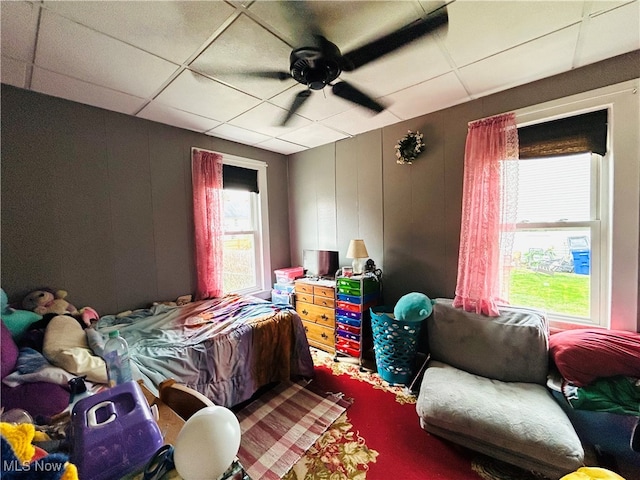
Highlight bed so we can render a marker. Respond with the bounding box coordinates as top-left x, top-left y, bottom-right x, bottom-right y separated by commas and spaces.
94, 294, 314, 407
